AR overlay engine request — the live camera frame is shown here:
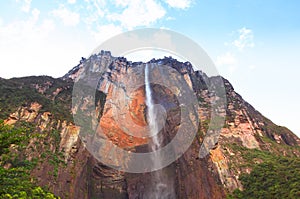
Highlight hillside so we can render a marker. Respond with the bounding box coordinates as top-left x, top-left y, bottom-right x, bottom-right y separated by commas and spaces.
0, 51, 299, 199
